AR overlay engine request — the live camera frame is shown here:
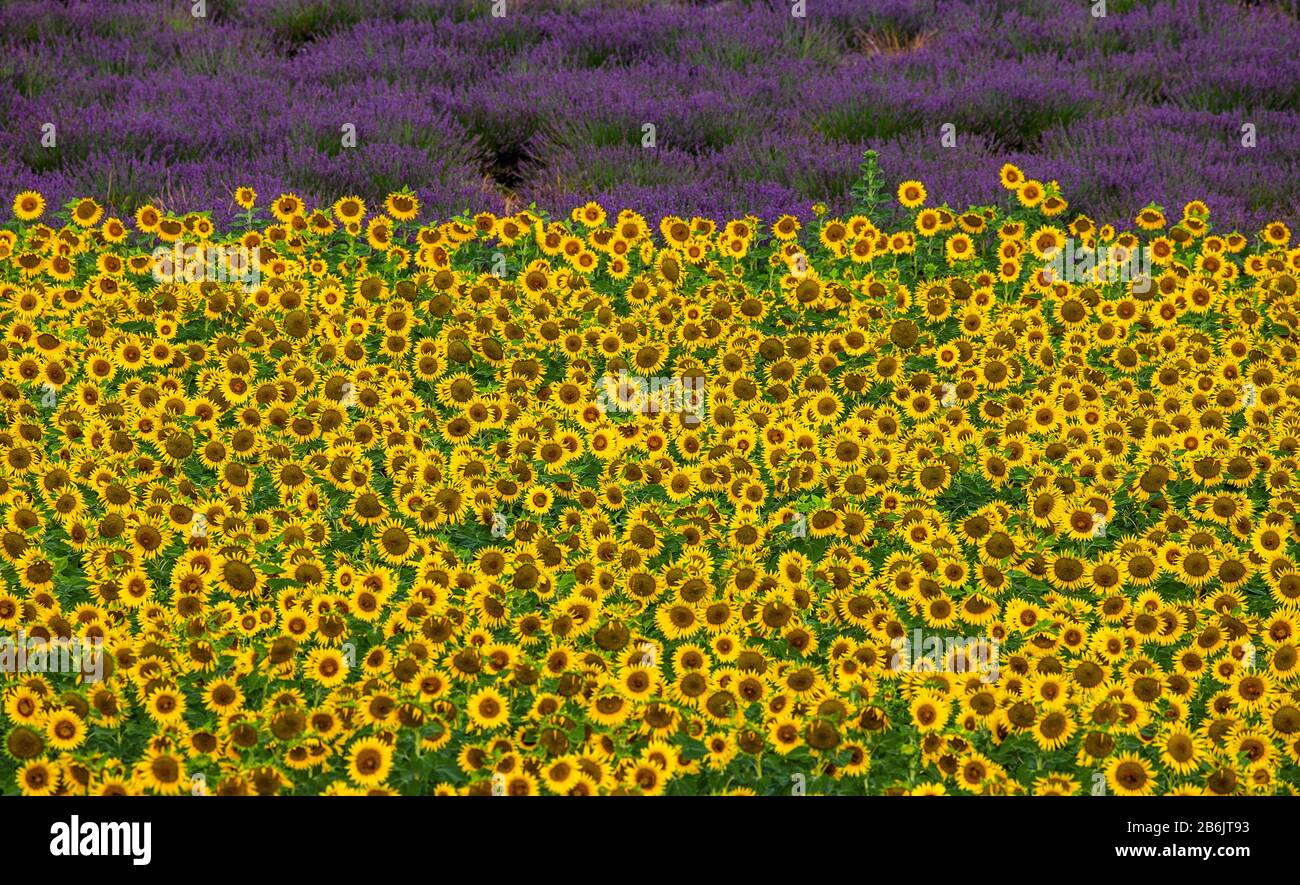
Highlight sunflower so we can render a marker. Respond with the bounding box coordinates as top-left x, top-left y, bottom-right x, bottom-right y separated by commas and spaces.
1261, 221, 1291, 247
466, 687, 510, 731
1135, 206, 1166, 230
305, 648, 350, 688
385, 191, 420, 222
270, 193, 304, 222
70, 198, 104, 227
1030, 704, 1076, 751
12, 191, 45, 221
767, 715, 804, 755
897, 180, 927, 209
347, 737, 393, 787
45, 711, 86, 751
365, 215, 394, 251
944, 232, 976, 264
203, 678, 244, 714
1015, 180, 1044, 208
497, 771, 539, 796
138, 749, 186, 795
145, 688, 187, 725
1158, 727, 1205, 775
909, 693, 952, 733
16, 759, 59, 796
998, 163, 1025, 190
1105, 753, 1155, 796
915, 208, 942, 236
587, 692, 633, 728
534, 756, 579, 795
